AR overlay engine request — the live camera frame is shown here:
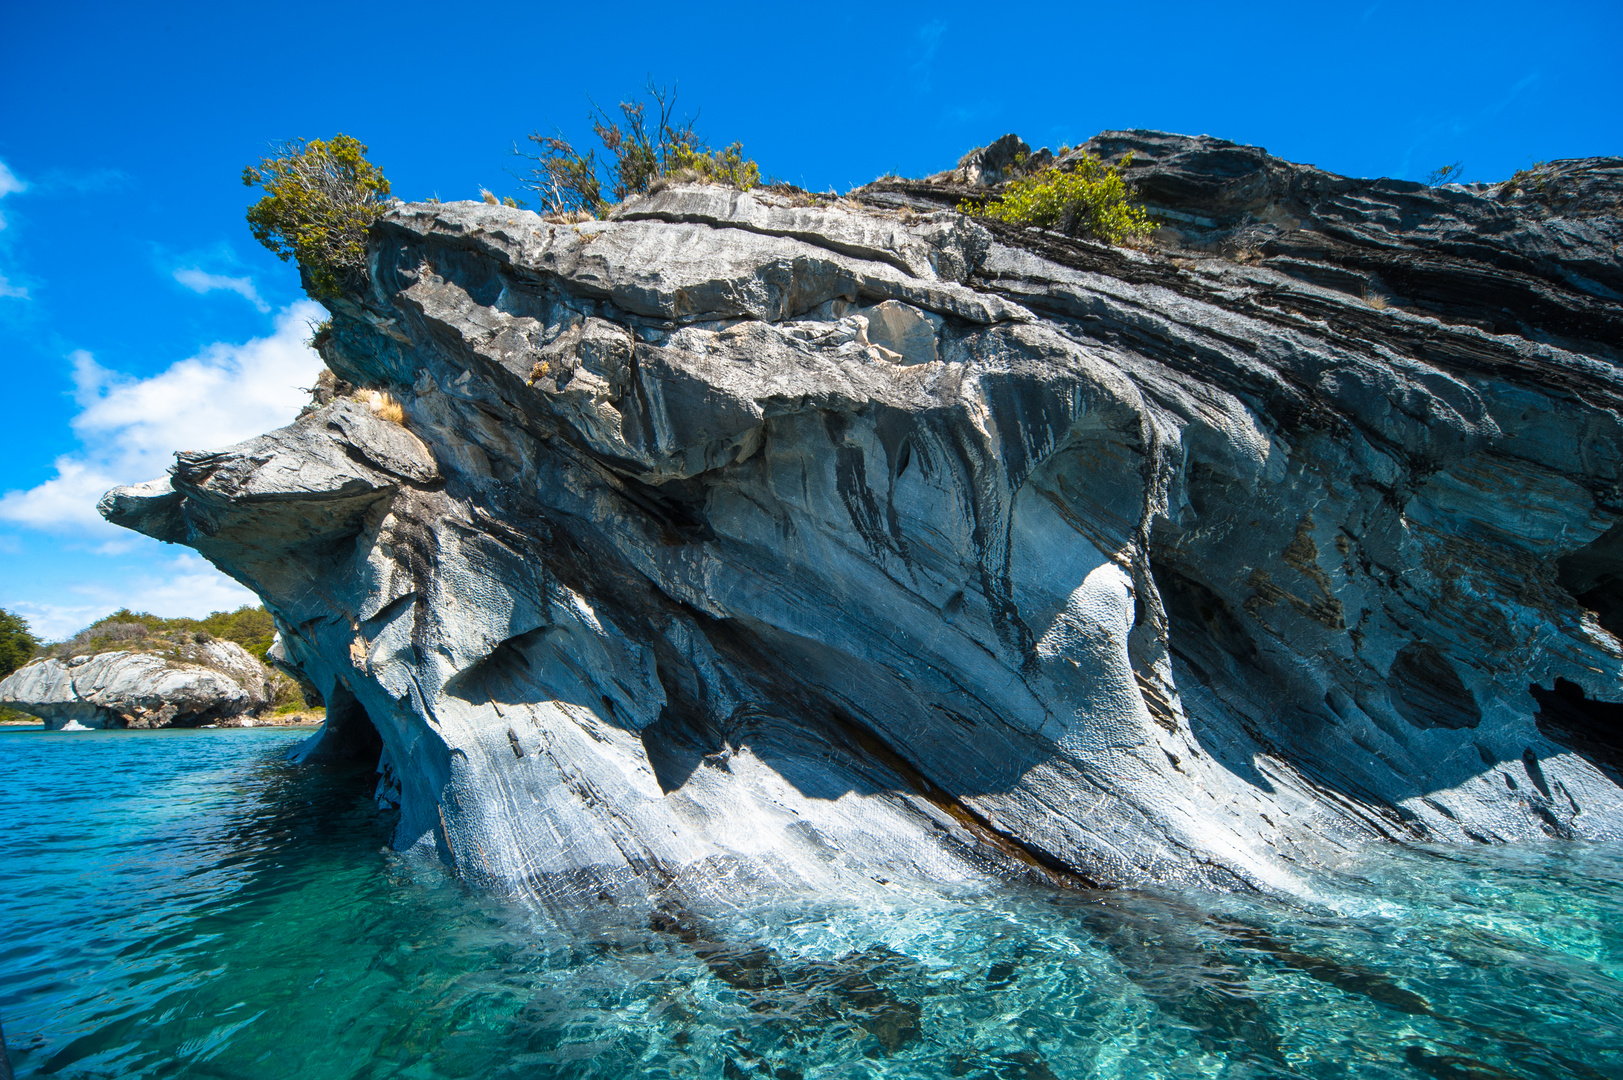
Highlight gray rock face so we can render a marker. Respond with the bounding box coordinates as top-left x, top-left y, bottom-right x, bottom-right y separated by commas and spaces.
101, 133, 1623, 906
0, 640, 272, 729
